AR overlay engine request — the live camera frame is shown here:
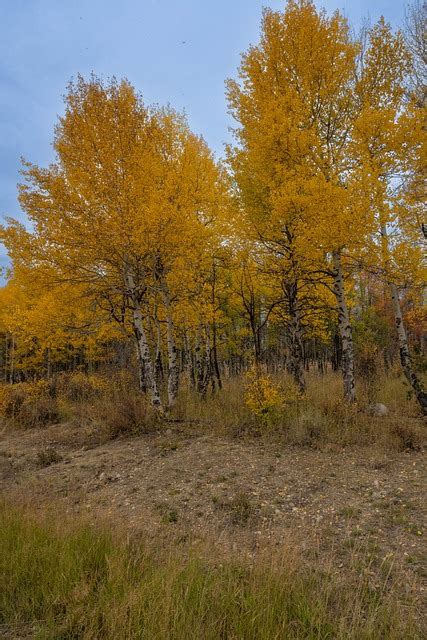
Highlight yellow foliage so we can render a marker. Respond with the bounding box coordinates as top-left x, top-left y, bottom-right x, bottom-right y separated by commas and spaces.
0, 4, 424, 409
0, 381, 60, 428
244, 366, 283, 419
245, 366, 304, 423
